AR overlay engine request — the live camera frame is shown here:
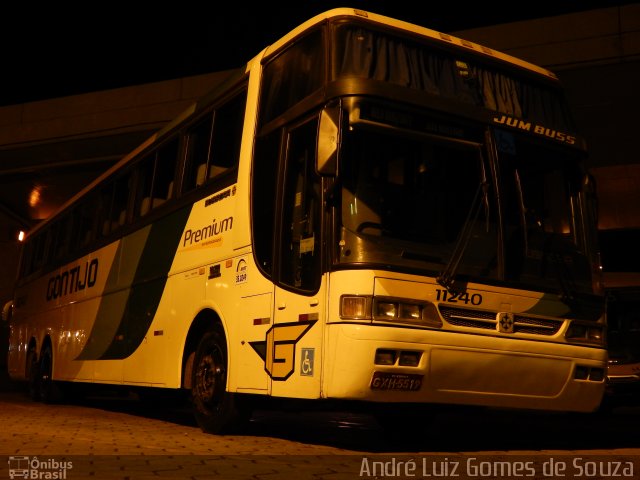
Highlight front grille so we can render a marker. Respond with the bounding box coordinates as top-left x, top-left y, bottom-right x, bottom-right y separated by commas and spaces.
439, 306, 496, 330
439, 306, 563, 336
513, 315, 562, 335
